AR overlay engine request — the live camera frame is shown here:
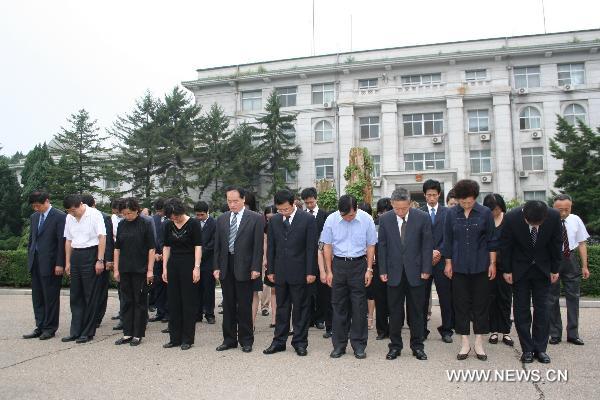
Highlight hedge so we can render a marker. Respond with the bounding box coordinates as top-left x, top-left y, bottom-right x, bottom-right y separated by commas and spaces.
1, 247, 600, 295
